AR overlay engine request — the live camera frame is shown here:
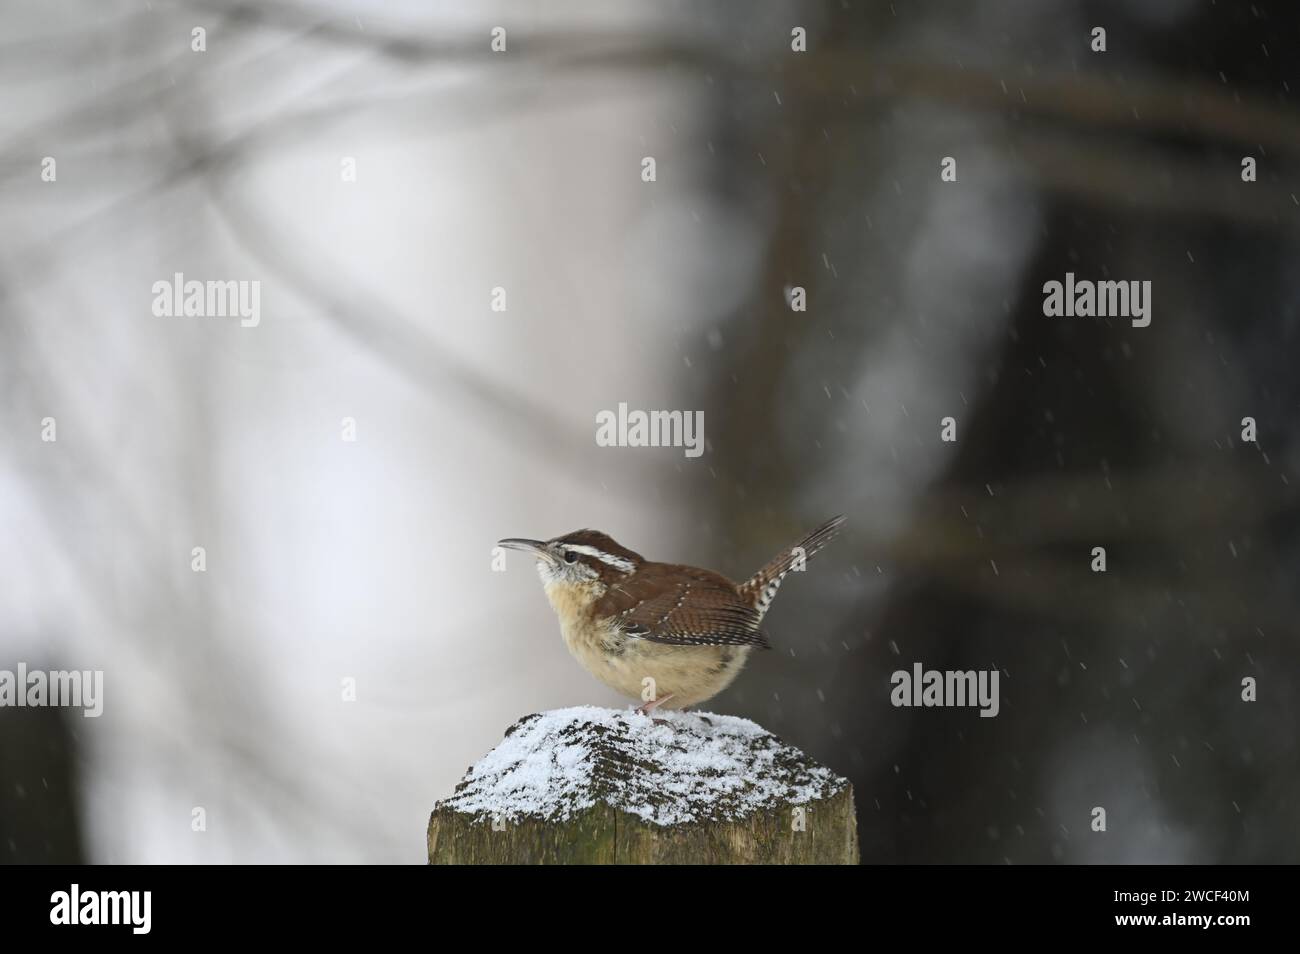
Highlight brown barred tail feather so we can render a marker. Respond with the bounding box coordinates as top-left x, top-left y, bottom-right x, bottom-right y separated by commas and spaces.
740, 515, 845, 621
